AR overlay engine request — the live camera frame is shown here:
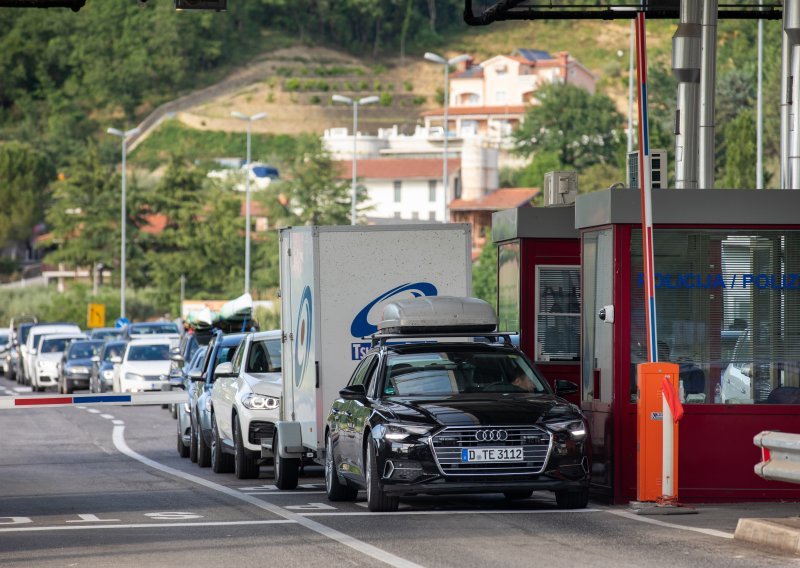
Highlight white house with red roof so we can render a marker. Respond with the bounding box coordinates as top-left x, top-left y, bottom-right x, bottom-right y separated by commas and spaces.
422, 49, 596, 147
